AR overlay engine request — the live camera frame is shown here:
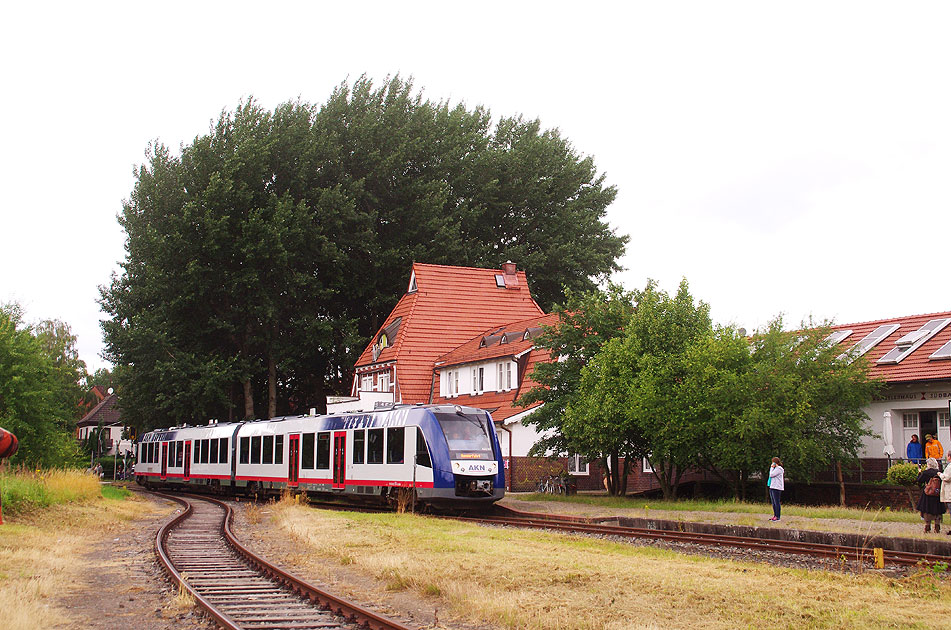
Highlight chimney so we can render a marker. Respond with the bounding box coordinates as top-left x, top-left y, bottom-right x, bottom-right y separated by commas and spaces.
501, 261, 519, 288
